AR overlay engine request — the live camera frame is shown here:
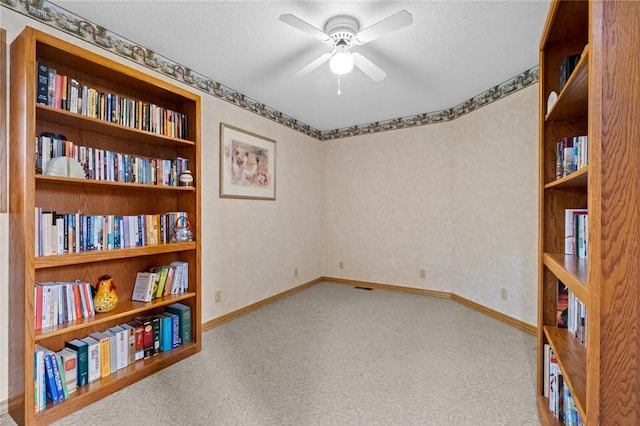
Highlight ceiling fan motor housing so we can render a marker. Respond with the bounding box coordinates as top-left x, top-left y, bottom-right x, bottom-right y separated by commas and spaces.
325, 15, 359, 47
